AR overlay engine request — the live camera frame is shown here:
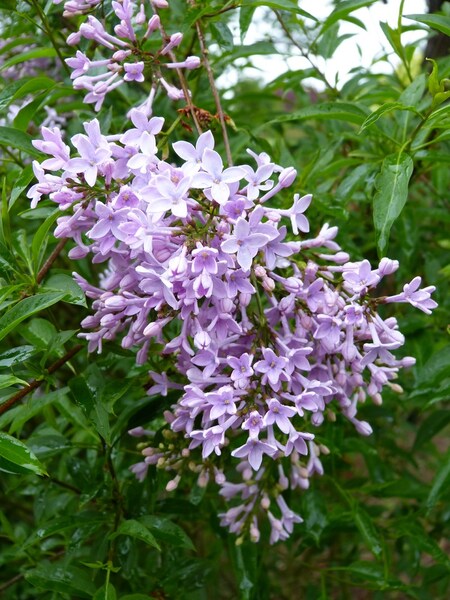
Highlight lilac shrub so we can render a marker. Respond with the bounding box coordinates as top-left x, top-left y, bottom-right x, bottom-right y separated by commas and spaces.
28, 0, 437, 545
